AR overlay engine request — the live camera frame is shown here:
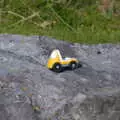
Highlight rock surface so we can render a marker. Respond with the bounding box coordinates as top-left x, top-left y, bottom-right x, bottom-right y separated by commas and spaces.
0, 34, 120, 120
